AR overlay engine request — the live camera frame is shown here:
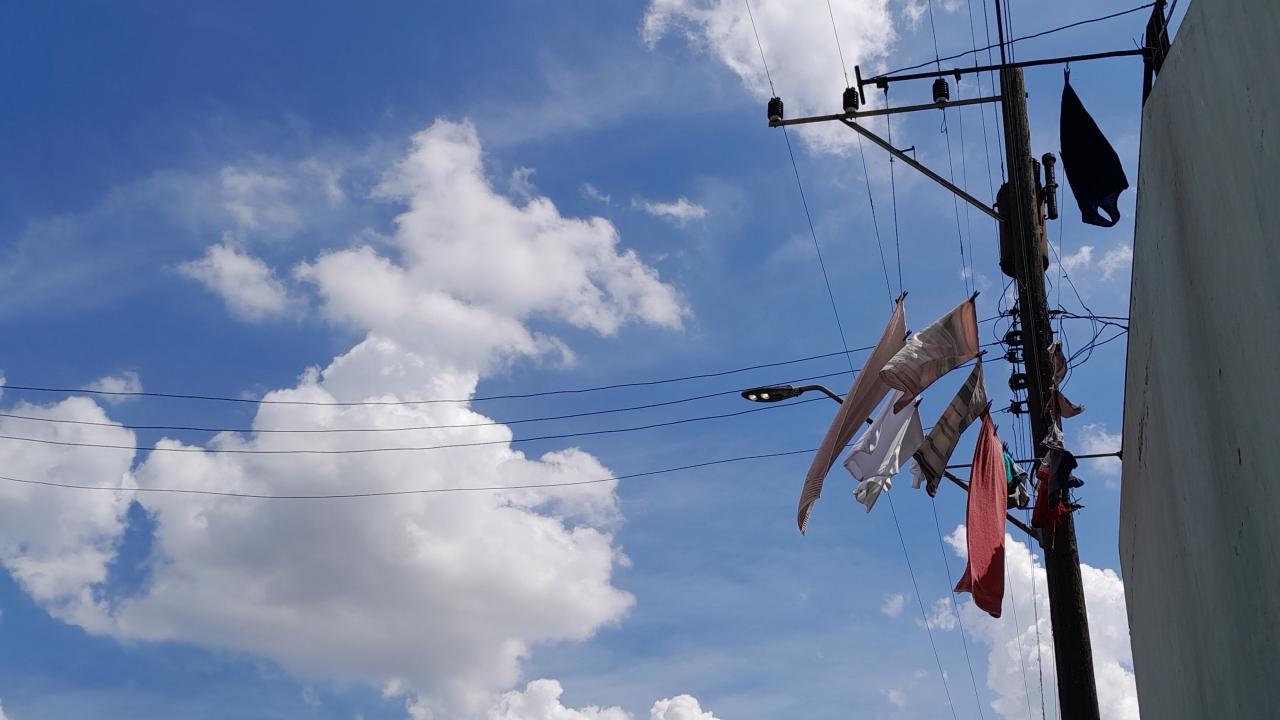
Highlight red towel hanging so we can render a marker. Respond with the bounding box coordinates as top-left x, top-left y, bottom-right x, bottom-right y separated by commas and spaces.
954, 411, 1007, 618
